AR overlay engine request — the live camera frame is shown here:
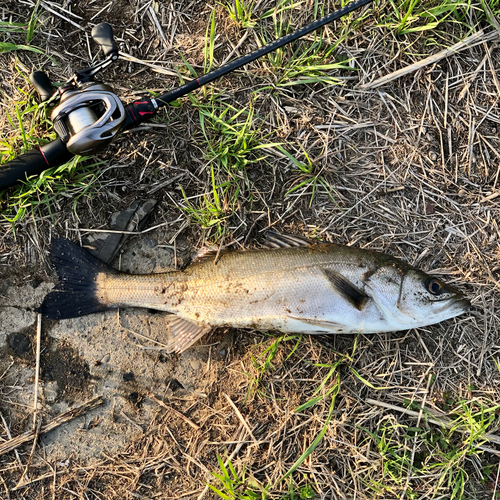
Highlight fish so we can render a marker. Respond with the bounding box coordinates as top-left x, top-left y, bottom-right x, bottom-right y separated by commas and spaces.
40, 232, 470, 353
